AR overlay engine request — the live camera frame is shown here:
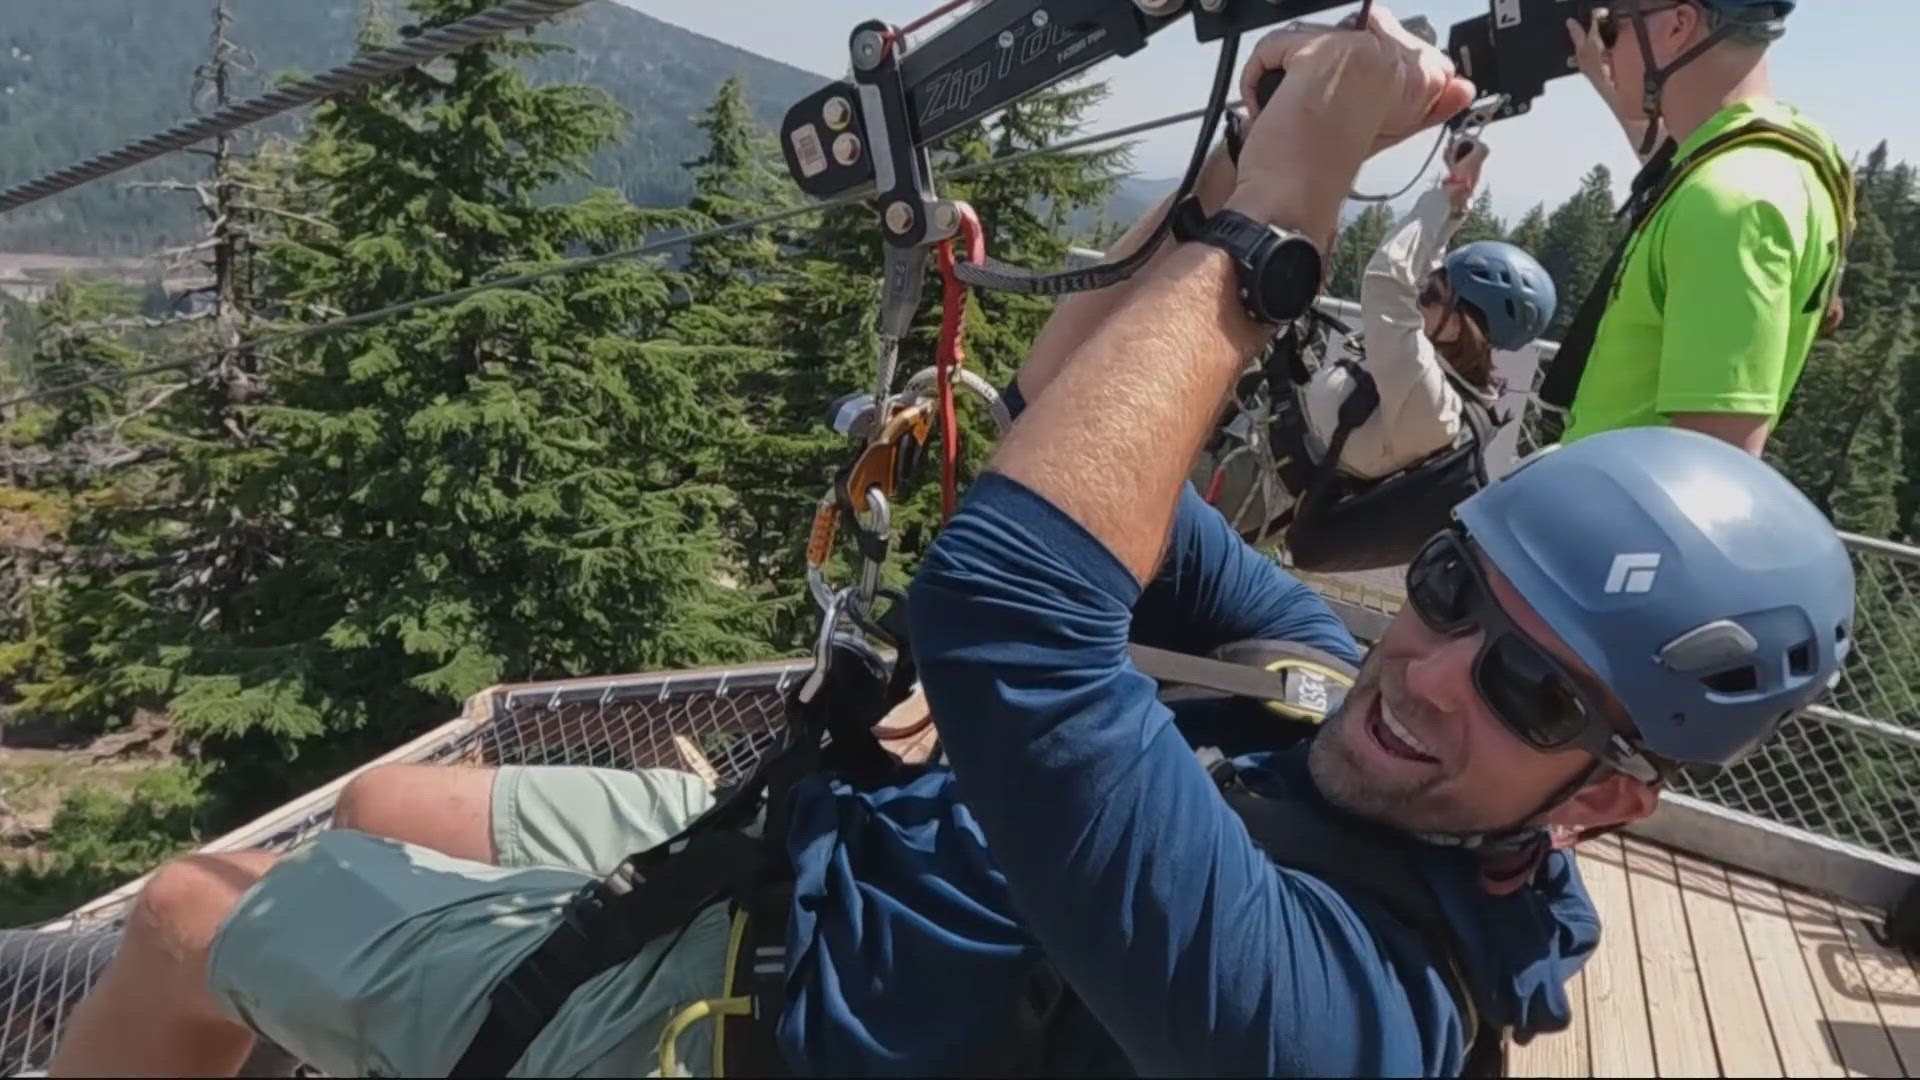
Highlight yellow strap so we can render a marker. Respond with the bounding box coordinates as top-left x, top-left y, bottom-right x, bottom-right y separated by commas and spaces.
1619, 122, 1857, 315
657, 995, 752, 1077
653, 909, 753, 1078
